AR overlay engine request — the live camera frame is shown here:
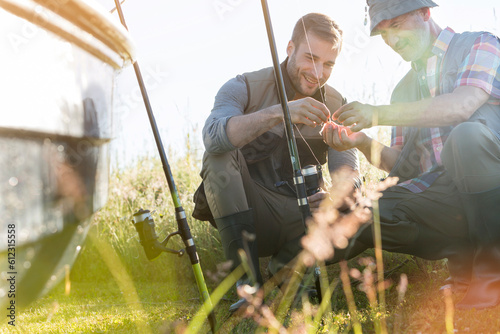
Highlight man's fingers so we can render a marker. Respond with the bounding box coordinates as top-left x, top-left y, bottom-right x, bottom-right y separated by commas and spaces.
304, 110, 326, 126
329, 126, 343, 147
333, 102, 354, 120
301, 117, 318, 127
289, 98, 330, 125
336, 109, 356, 124
322, 123, 333, 144
342, 116, 357, 127
307, 98, 331, 121
340, 128, 352, 143
322, 124, 333, 146
324, 123, 351, 149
